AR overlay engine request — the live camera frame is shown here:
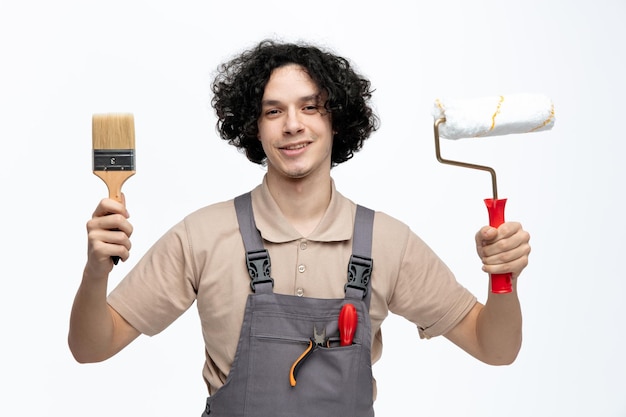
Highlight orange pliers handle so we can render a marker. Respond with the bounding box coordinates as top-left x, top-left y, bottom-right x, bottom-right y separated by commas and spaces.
289, 340, 314, 387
